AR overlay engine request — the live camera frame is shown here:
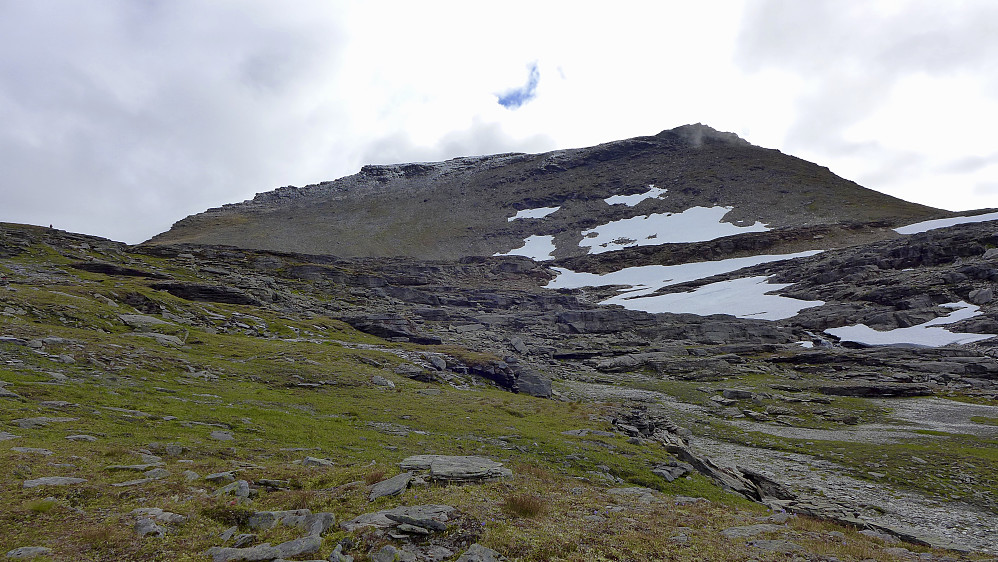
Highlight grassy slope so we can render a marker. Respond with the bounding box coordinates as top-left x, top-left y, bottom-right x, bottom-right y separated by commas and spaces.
0, 227, 985, 561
